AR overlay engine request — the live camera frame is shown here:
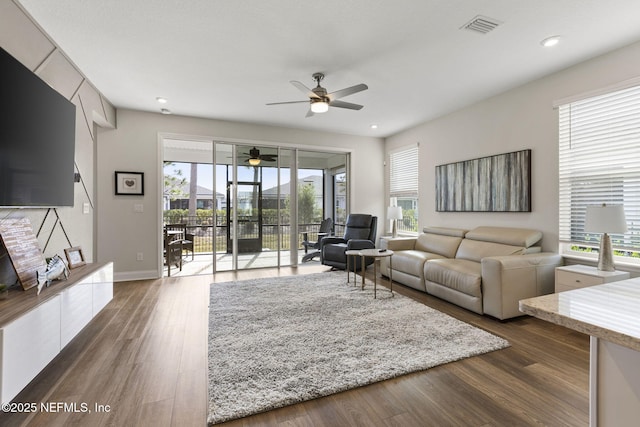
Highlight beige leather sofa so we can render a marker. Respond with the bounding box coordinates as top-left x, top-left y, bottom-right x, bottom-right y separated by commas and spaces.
380, 226, 562, 320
